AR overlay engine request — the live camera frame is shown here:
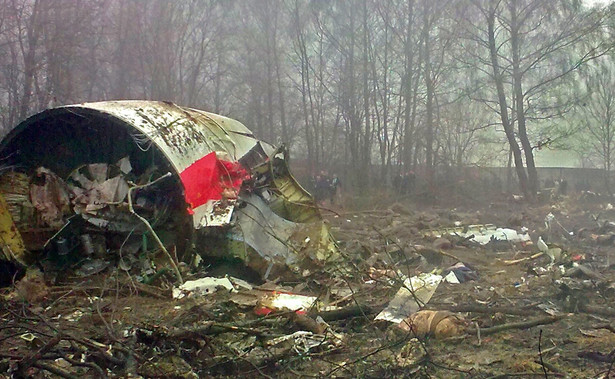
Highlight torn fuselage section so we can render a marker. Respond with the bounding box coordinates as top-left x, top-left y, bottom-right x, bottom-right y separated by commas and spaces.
0, 101, 337, 283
